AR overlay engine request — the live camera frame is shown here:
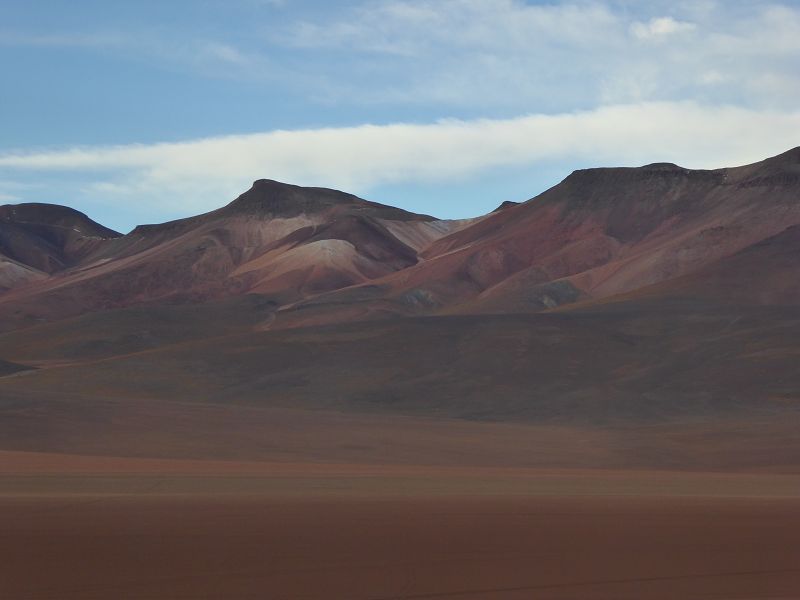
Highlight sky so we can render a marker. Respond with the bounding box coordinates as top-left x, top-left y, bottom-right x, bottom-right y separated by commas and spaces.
1, 0, 799, 232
